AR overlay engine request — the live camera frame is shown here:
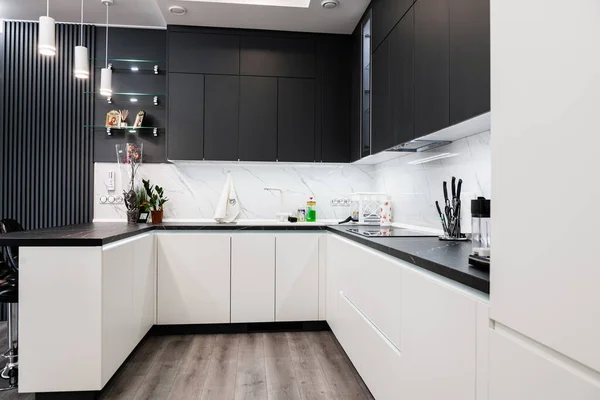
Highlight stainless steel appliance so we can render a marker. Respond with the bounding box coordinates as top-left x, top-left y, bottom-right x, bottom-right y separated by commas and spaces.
469, 197, 491, 268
